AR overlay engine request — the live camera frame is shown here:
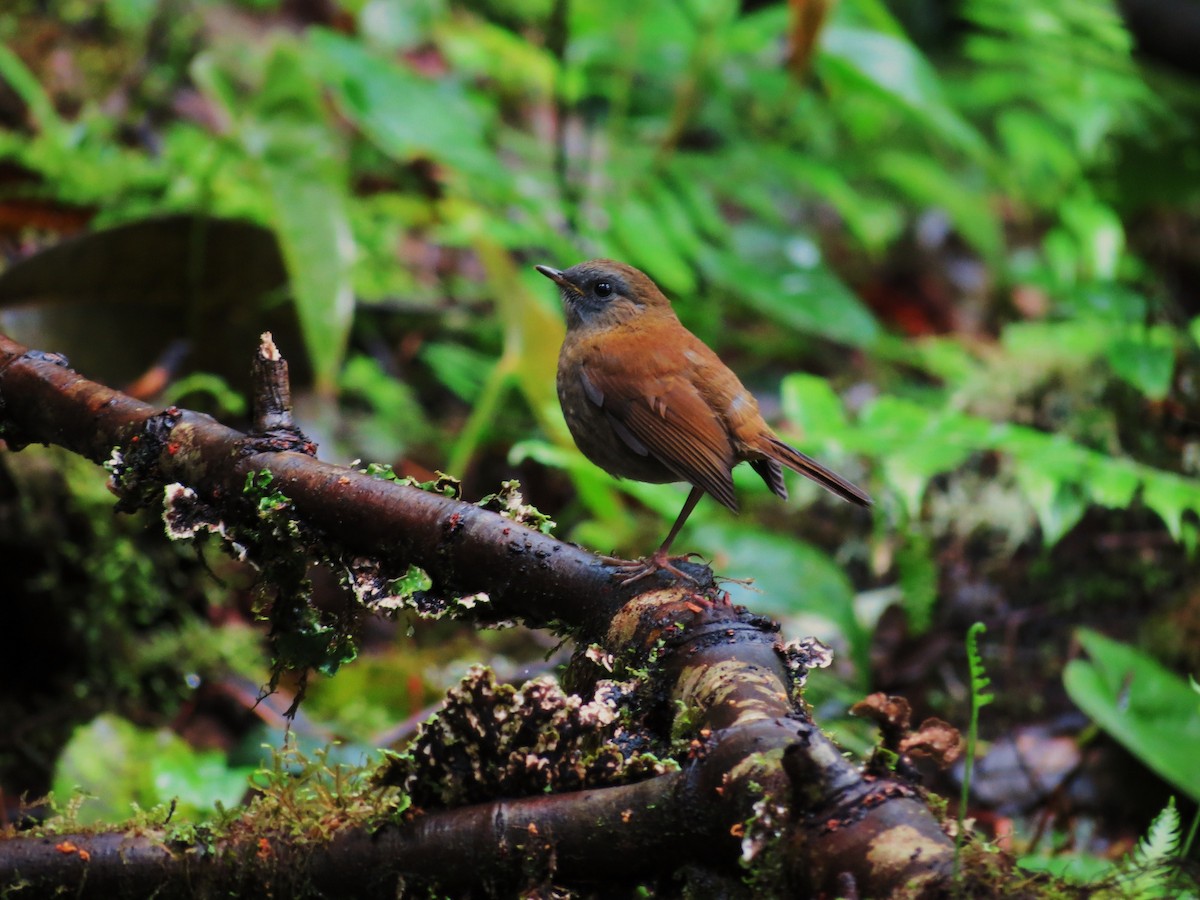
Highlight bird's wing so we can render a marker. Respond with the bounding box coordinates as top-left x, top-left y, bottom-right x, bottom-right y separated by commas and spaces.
579, 336, 739, 512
